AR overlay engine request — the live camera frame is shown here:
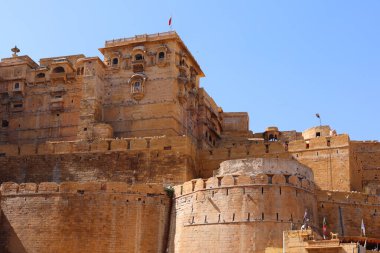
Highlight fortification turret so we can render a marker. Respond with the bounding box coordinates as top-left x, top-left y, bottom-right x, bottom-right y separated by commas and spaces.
170, 157, 317, 253
302, 125, 336, 140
